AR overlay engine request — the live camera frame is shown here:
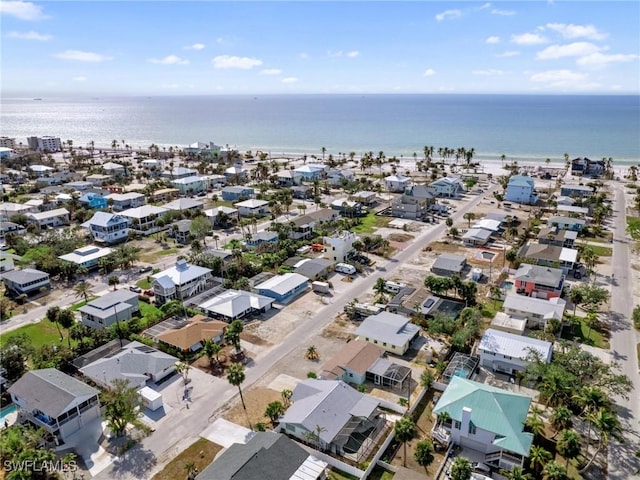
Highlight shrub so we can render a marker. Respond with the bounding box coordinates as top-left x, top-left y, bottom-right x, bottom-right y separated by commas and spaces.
307, 371, 317, 379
